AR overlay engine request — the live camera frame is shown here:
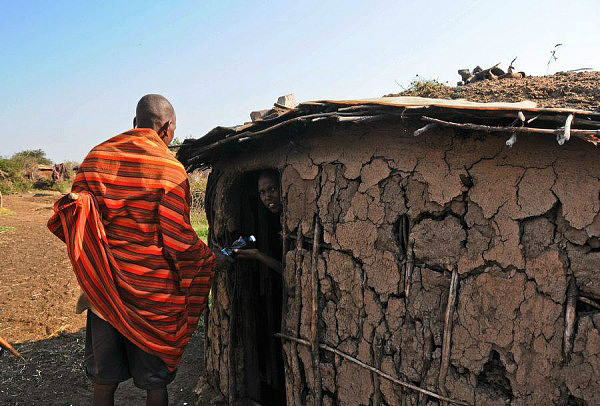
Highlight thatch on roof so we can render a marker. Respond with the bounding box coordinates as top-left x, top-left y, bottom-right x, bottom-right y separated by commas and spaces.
177, 94, 600, 172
